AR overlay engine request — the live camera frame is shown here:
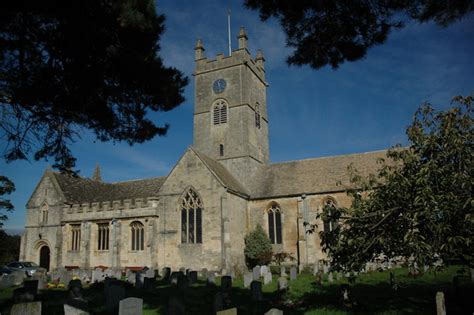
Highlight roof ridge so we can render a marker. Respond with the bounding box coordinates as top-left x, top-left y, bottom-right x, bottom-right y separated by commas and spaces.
269, 149, 388, 166
112, 176, 167, 184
